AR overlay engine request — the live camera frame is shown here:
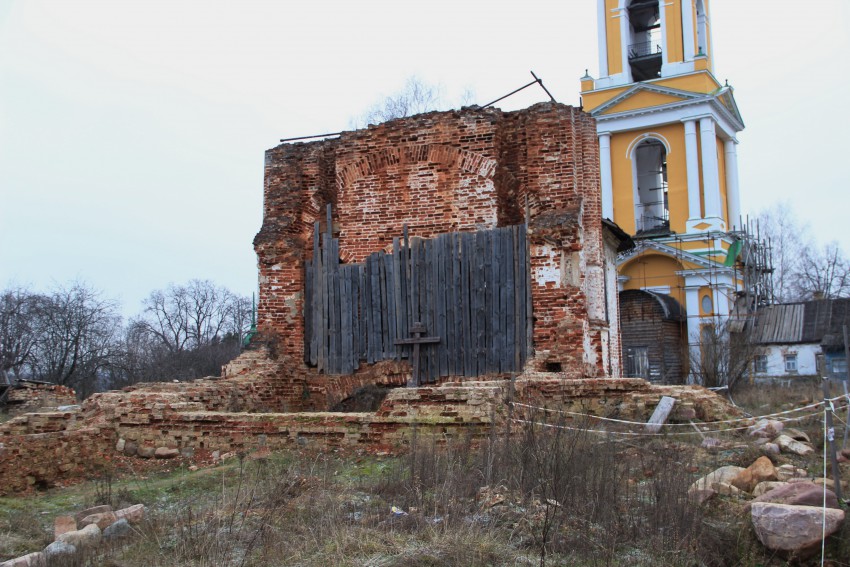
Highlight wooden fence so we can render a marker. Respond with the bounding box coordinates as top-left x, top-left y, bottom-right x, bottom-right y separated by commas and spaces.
305, 215, 531, 384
